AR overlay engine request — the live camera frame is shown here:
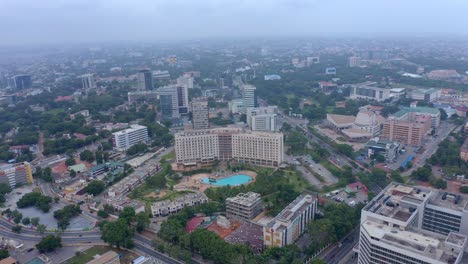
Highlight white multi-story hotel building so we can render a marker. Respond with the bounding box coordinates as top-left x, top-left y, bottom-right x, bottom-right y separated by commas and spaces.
112, 125, 149, 151
358, 182, 468, 264
246, 106, 279, 132
175, 128, 283, 168
263, 193, 317, 247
